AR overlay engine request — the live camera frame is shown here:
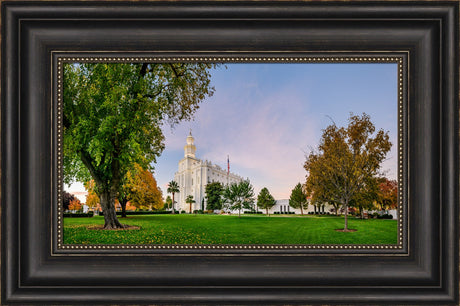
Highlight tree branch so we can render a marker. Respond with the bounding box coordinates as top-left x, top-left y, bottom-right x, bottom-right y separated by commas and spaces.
79, 150, 103, 187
